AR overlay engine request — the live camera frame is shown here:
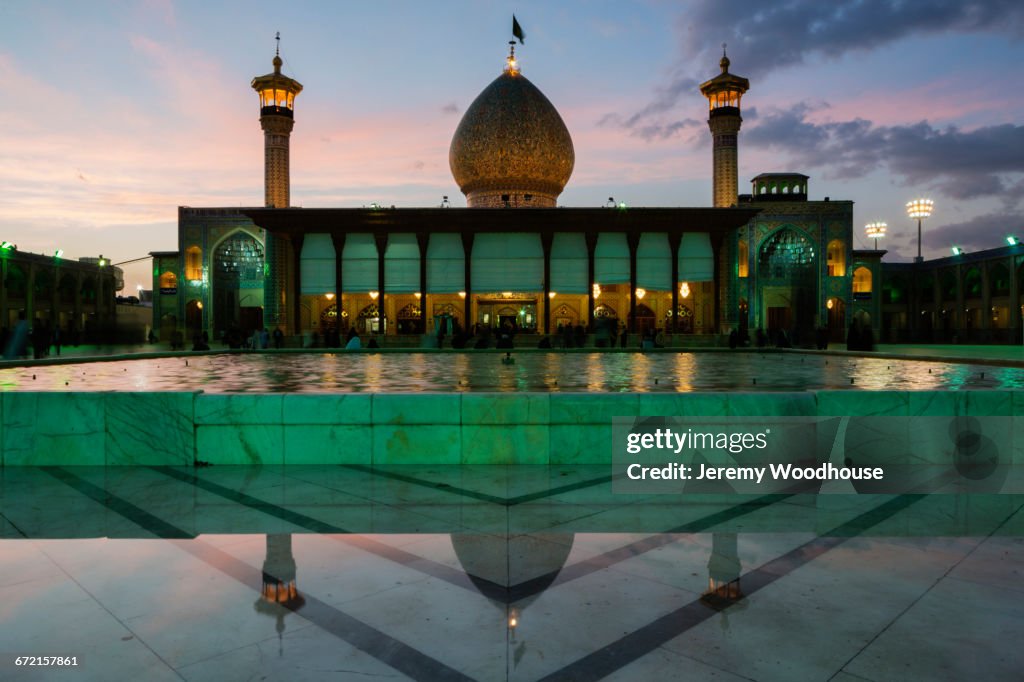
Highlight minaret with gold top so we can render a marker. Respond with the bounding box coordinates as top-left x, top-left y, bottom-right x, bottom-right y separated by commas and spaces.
251, 35, 302, 331
699, 46, 749, 208
251, 34, 302, 208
